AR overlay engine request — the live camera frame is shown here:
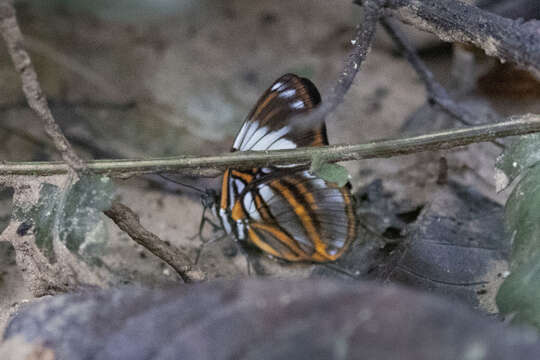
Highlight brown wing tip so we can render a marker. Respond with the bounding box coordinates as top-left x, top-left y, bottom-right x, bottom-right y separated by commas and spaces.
276, 73, 322, 106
